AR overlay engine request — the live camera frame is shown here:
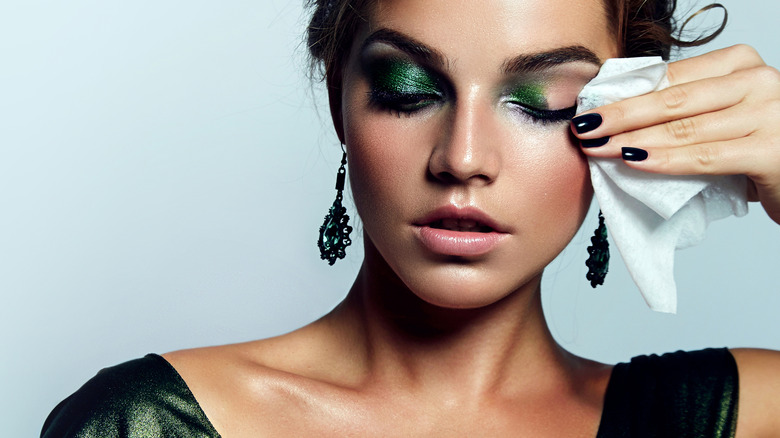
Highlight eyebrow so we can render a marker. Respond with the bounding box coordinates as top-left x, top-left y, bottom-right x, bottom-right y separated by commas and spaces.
501, 46, 602, 74
361, 28, 602, 74
361, 28, 447, 68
